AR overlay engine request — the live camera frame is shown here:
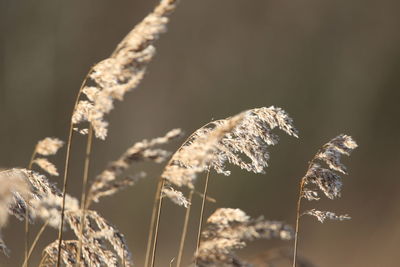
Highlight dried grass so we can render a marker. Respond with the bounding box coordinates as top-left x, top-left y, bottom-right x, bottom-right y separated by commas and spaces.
0, 0, 359, 267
